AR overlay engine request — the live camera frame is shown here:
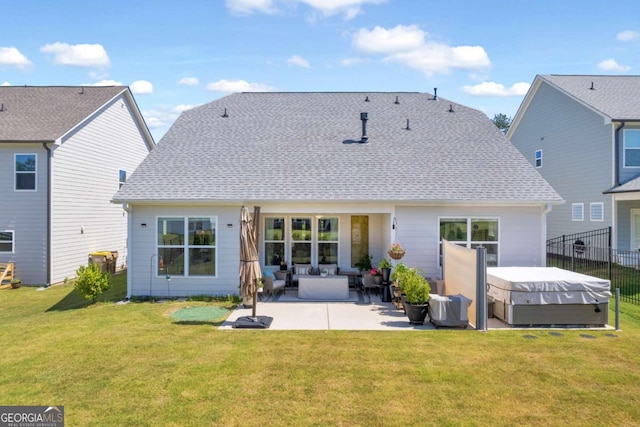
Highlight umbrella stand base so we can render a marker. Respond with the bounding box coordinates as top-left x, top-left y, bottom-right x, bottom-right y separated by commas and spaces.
233, 316, 273, 329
